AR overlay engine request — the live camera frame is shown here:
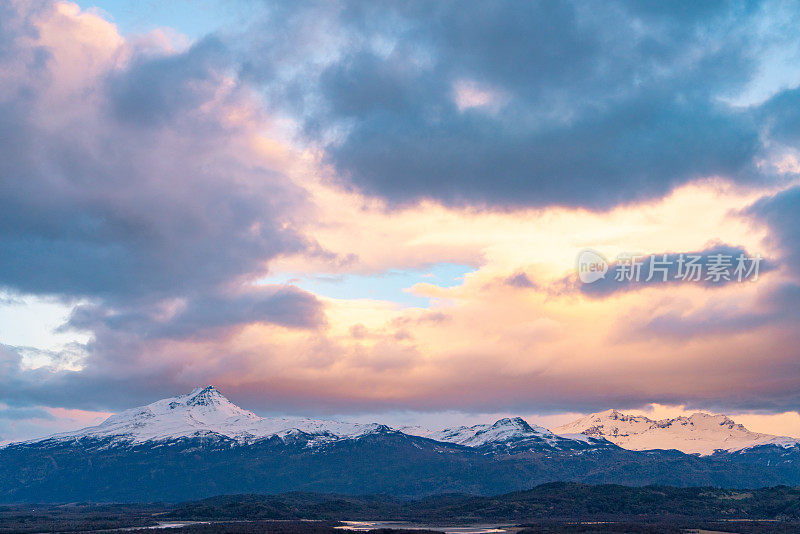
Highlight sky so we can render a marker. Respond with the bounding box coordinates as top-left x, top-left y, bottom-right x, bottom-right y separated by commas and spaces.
2, 0, 800, 443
